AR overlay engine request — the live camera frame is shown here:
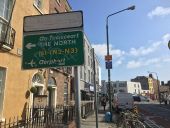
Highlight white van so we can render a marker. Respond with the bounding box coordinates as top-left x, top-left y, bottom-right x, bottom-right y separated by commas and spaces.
112, 92, 134, 112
